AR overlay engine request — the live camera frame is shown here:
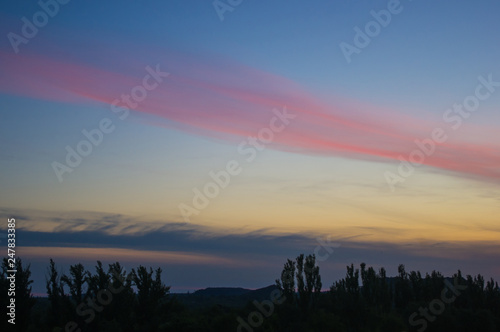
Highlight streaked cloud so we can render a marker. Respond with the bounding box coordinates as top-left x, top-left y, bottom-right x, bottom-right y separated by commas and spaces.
0, 46, 499, 184
18, 246, 242, 266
